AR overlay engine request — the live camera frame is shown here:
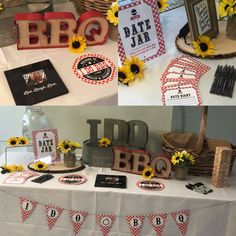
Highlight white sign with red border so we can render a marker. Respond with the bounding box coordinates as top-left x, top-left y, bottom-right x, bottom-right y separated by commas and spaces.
118, 0, 165, 64
32, 129, 60, 162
